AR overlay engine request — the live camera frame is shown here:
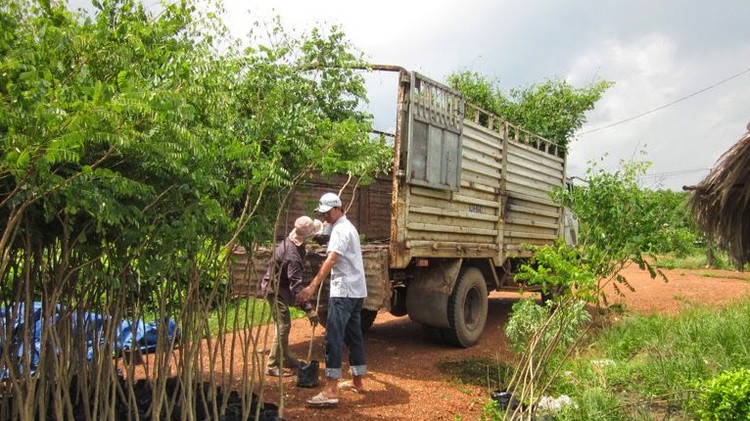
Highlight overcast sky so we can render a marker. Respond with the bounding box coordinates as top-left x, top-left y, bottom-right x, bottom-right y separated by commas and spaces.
219, 0, 750, 191
67, 0, 750, 190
